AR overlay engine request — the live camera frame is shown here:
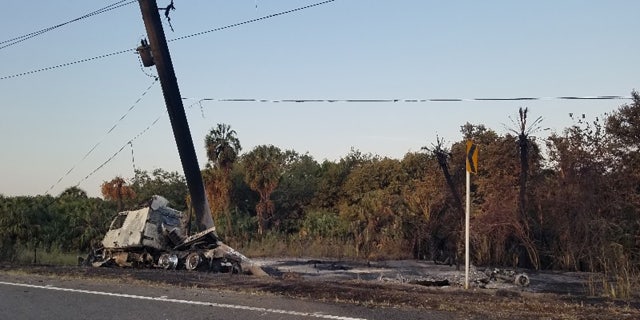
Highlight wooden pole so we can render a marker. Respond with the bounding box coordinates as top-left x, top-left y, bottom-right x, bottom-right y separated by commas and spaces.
137, 0, 214, 231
